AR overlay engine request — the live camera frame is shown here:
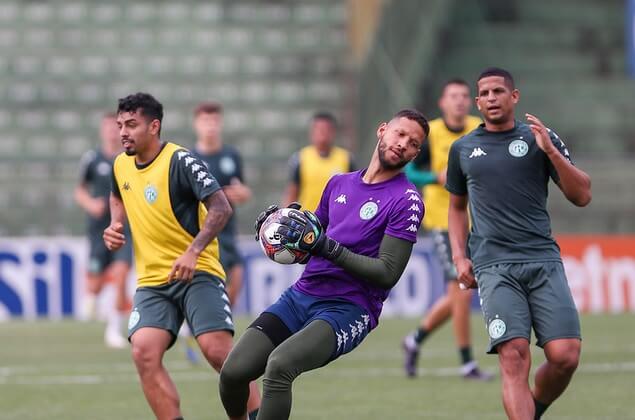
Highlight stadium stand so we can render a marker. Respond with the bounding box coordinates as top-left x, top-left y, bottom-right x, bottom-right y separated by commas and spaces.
0, 0, 352, 235
360, 0, 635, 232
